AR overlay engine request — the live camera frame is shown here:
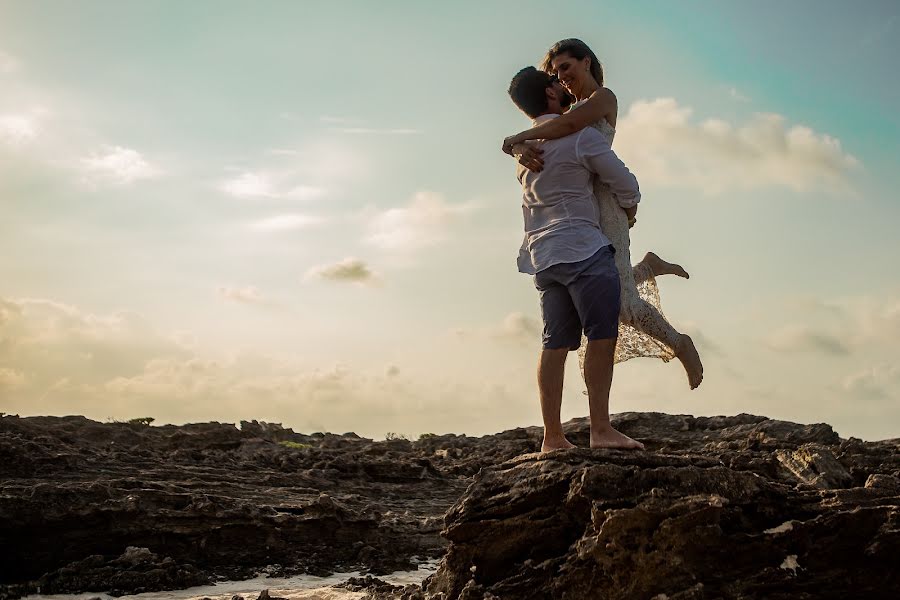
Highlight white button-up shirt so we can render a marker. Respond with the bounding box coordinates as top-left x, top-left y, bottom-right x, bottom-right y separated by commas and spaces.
516, 113, 641, 275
